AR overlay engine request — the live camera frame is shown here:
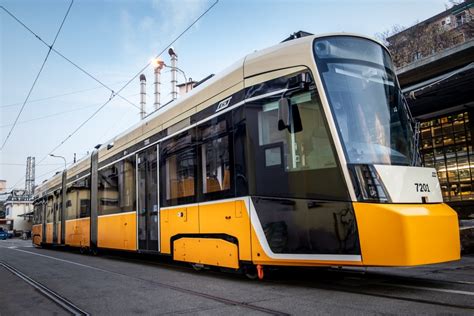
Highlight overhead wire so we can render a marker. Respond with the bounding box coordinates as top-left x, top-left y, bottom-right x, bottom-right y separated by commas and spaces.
0, 5, 141, 112
0, 0, 74, 150
0, 80, 129, 109
44, 0, 219, 157
5, 0, 219, 189
0, 163, 64, 166
0, 104, 98, 128
0, 92, 140, 128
